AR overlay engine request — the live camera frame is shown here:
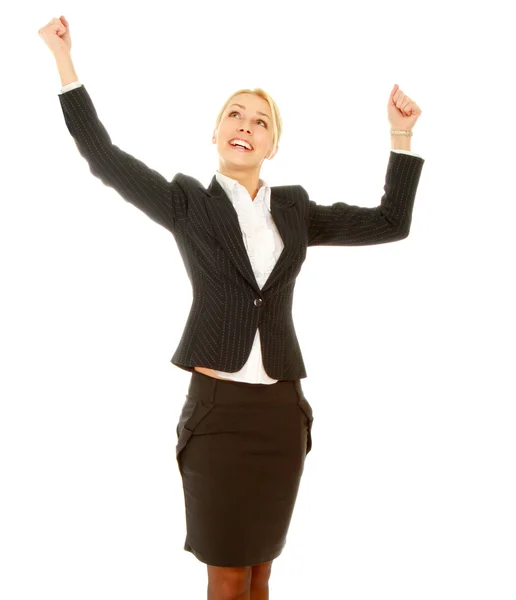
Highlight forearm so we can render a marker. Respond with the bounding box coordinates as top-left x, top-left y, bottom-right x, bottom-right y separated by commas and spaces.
306, 150, 425, 247
54, 49, 79, 87
391, 134, 411, 151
